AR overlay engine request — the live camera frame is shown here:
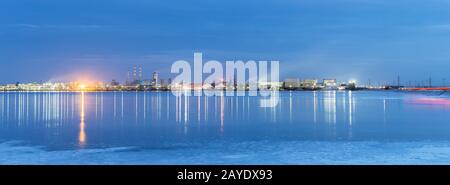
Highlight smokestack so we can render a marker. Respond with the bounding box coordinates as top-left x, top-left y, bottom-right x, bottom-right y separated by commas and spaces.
133, 65, 137, 81
138, 66, 142, 81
